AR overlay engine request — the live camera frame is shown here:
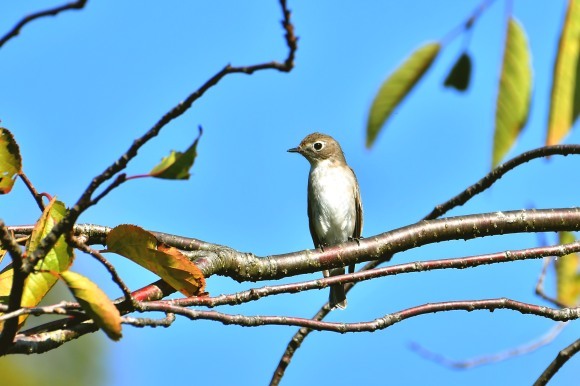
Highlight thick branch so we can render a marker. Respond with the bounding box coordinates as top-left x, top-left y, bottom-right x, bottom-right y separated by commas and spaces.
162, 240, 580, 308
10, 208, 580, 283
